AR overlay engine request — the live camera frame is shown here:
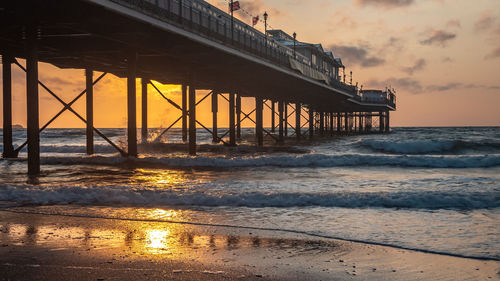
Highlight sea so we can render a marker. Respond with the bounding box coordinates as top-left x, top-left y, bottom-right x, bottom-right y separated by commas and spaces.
0, 127, 499, 260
